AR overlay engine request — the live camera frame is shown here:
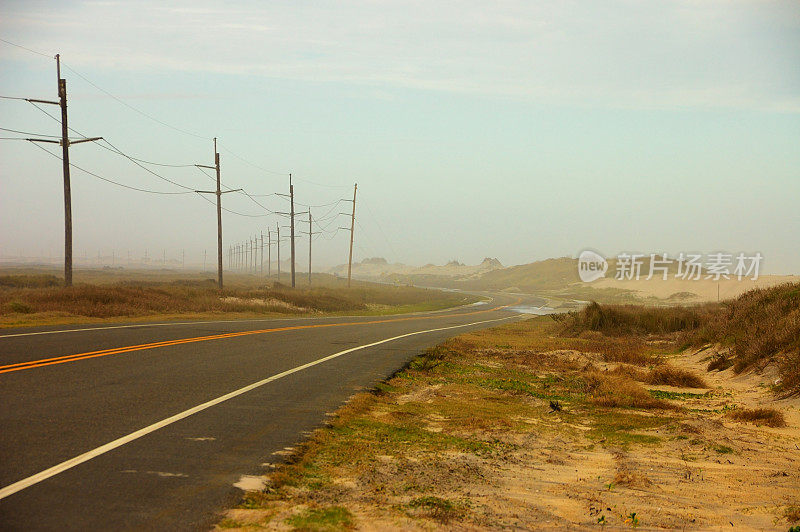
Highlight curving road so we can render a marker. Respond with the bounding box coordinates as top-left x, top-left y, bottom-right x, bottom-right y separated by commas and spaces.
0, 292, 539, 530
